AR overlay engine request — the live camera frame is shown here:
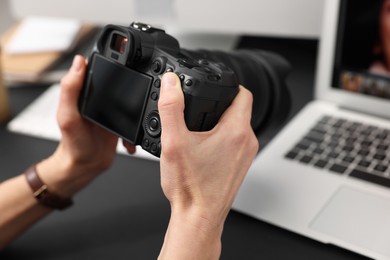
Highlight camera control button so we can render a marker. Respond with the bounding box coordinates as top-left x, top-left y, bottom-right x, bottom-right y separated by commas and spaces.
151, 91, 159, 101
151, 143, 158, 153
145, 111, 161, 137
154, 79, 161, 88
150, 118, 159, 130
178, 58, 199, 68
152, 61, 162, 73
166, 67, 173, 72
143, 138, 150, 148
185, 79, 193, 86
152, 57, 167, 74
